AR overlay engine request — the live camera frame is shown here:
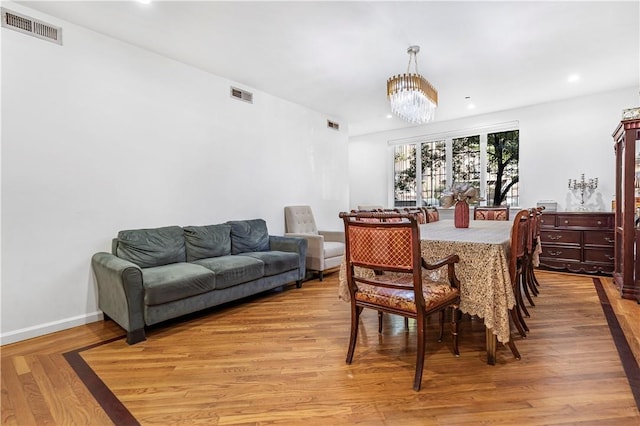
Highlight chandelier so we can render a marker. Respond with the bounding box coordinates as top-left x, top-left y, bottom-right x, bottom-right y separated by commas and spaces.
387, 45, 438, 124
